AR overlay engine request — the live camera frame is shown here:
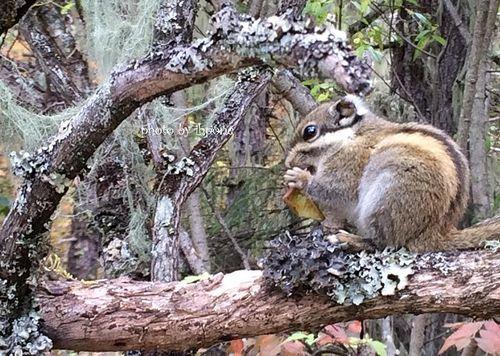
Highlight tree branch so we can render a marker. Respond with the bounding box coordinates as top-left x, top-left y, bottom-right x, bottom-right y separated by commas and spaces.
272, 69, 318, 115
38, 249, 499, 352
